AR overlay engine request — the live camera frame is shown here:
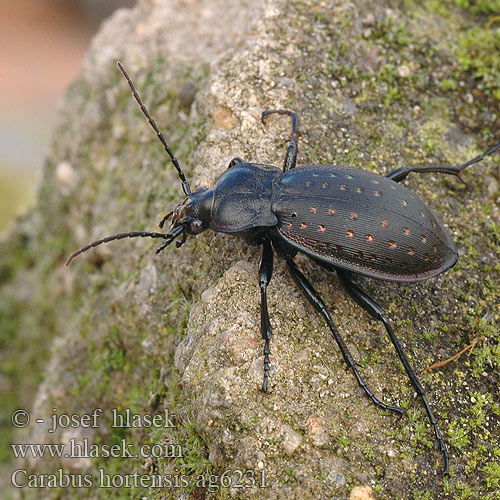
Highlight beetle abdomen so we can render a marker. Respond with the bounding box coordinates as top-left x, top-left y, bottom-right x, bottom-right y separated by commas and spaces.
273, 165, 458, 282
